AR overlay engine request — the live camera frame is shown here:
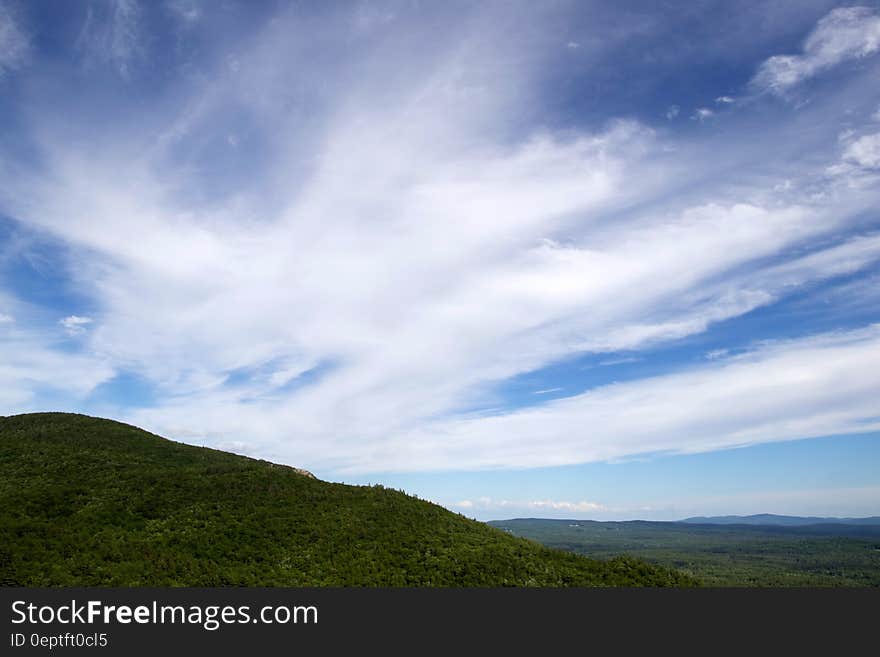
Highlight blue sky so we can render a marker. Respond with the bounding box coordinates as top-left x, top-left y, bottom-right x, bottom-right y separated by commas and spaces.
1, 1, 879, 520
